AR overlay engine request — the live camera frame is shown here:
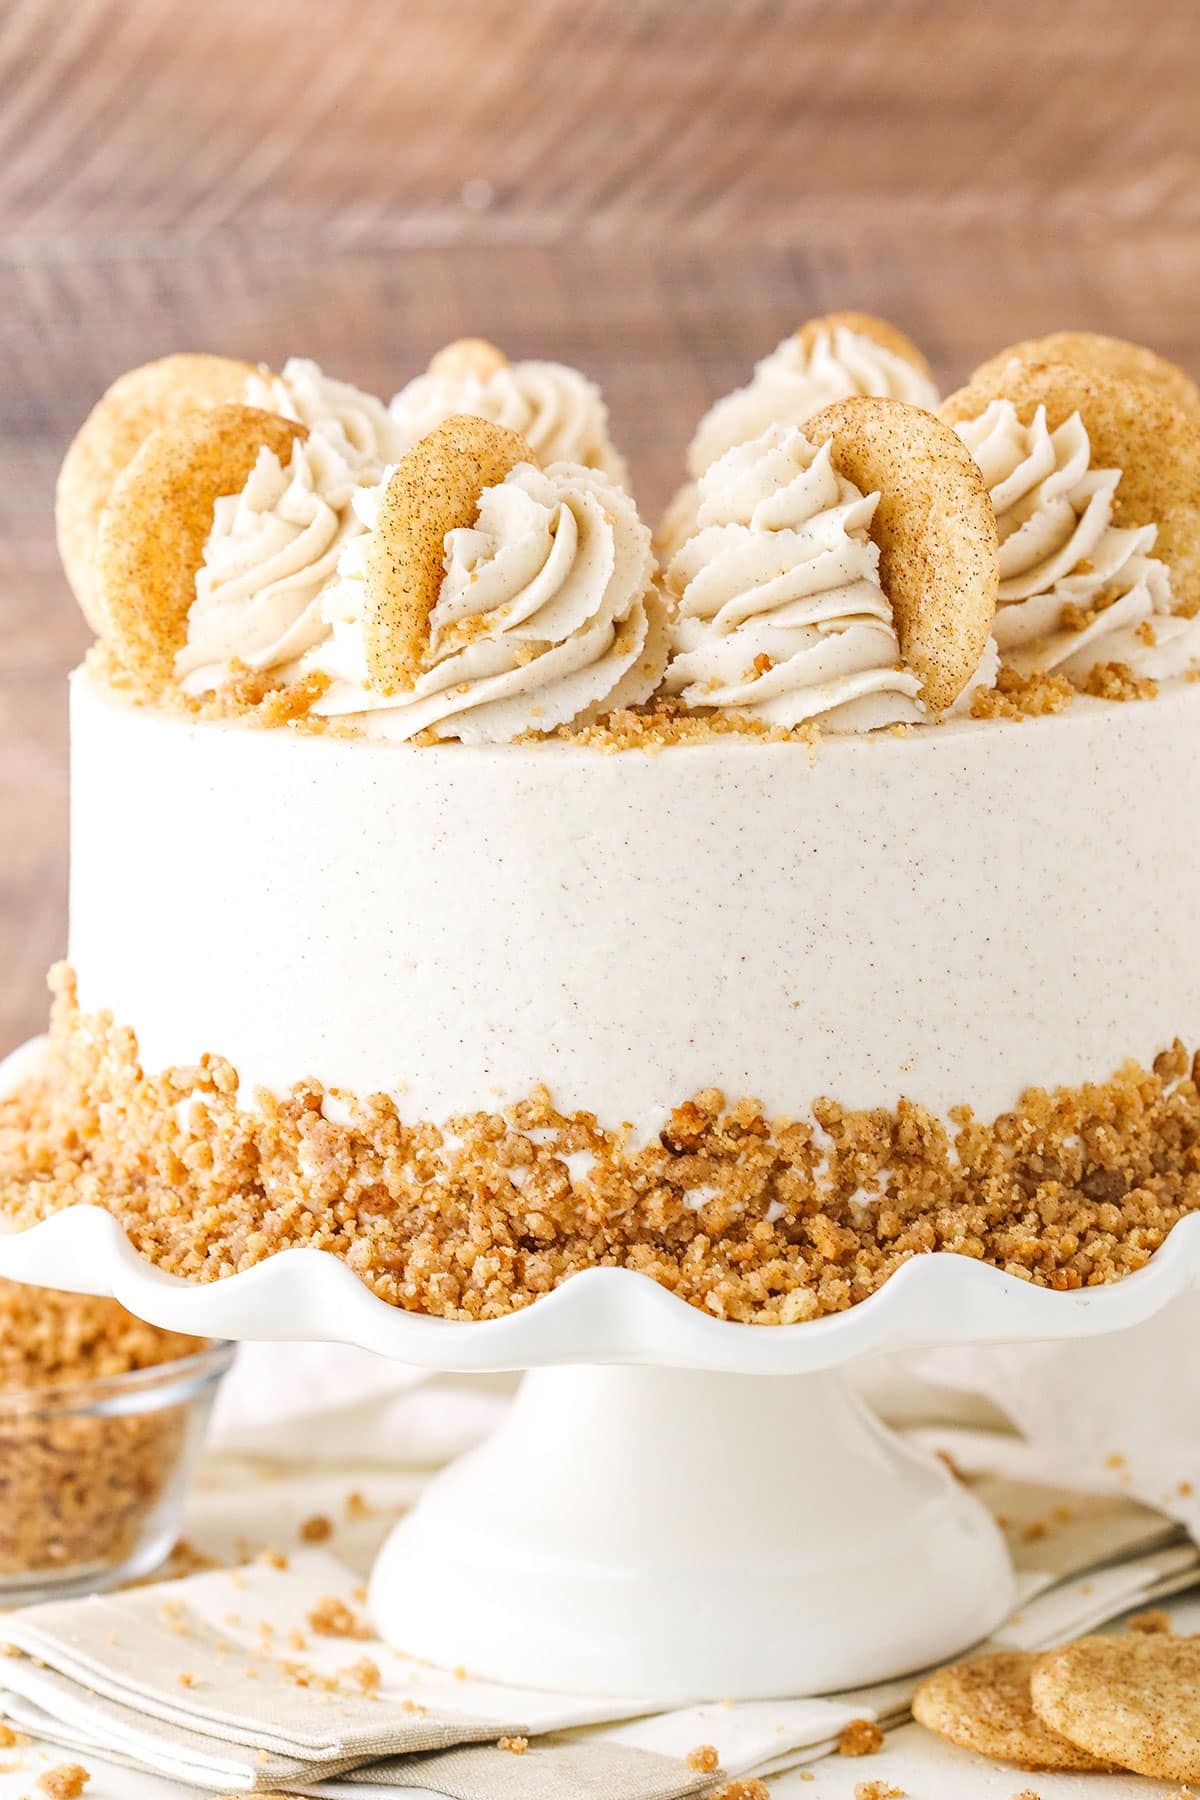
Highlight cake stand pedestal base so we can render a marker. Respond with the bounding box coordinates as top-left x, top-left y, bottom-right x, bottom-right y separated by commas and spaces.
369, 1363, 1014, 1701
